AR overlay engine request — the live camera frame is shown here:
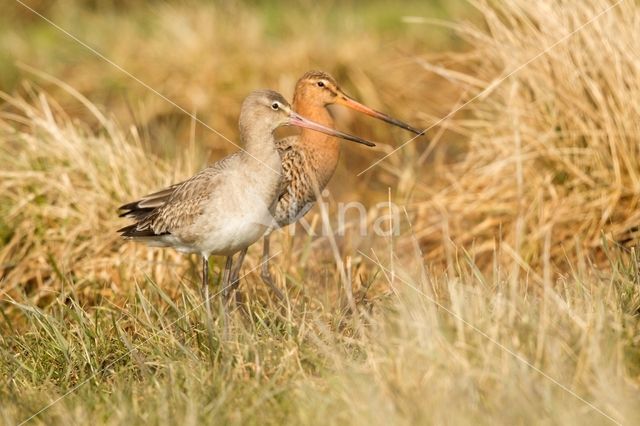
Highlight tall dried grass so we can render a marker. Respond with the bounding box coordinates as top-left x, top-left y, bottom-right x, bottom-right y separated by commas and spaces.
413, 0, 640, 269
1, 0, 639, 302
0, 80, 201, 304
